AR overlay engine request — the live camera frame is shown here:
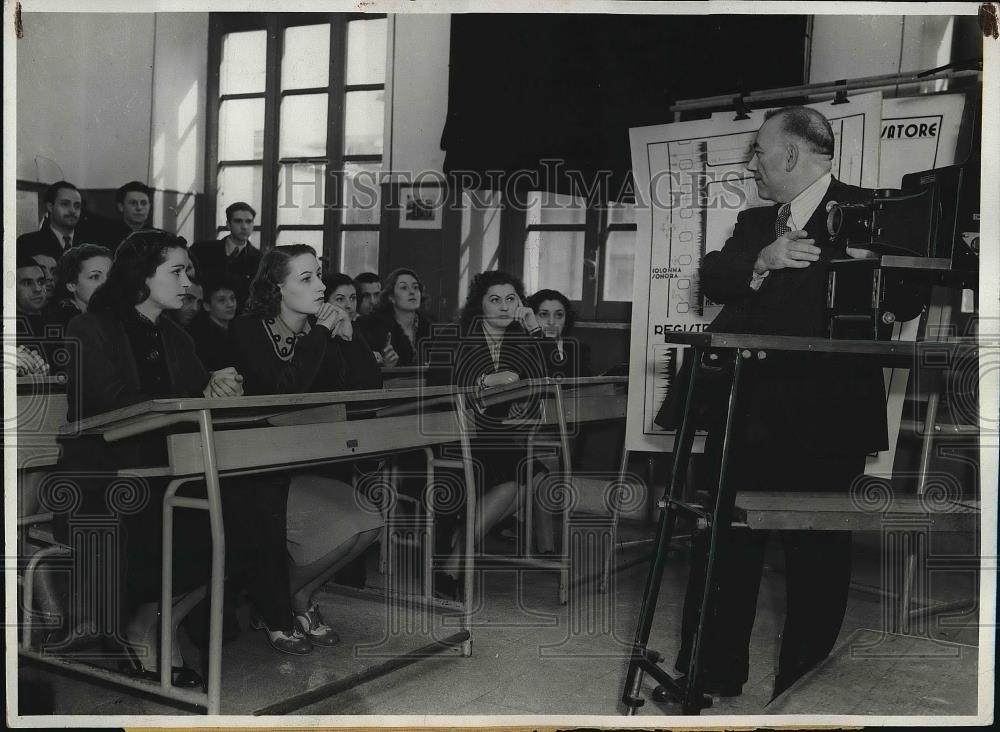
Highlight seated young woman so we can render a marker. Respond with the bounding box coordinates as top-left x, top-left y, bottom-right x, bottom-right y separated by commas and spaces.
229, 244, 384, 655
45, 243, 114, 334
323, 272, 360, 320
525, 288, 593, 552
188, 273, 239, 371
526, 288, 592, 379
59, 230, 244, 687
429, 270, 555, 597
357, 267, 435, 368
